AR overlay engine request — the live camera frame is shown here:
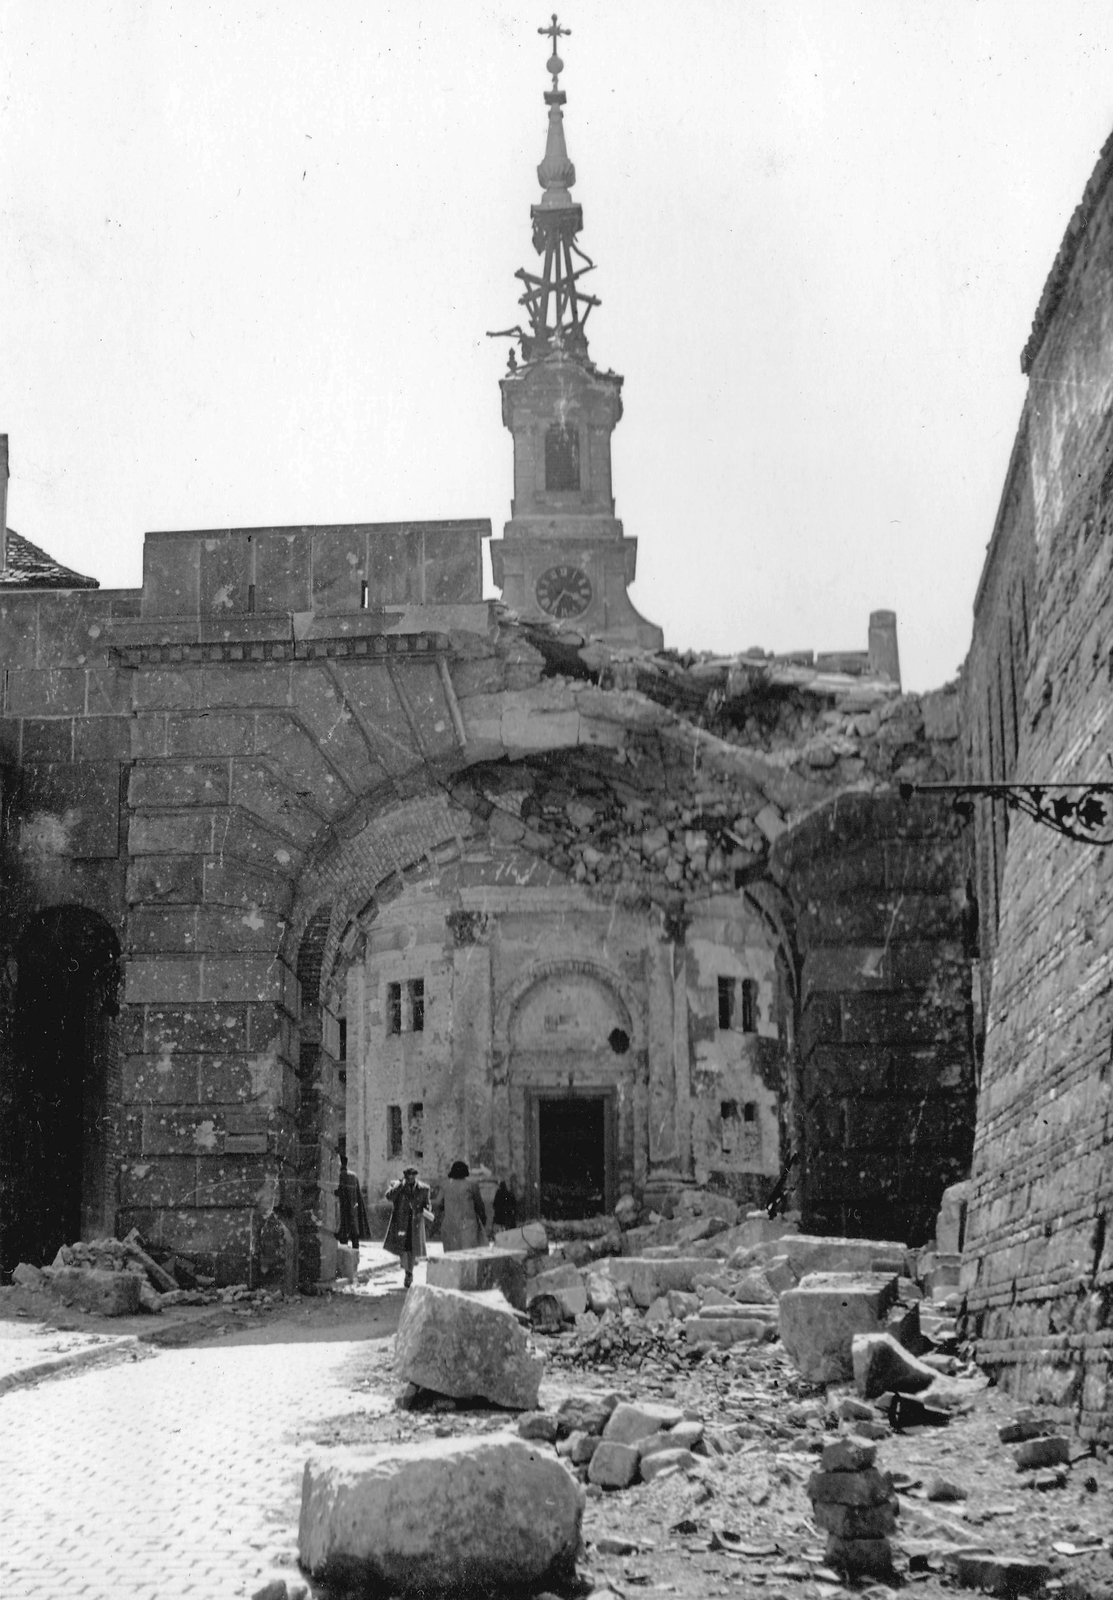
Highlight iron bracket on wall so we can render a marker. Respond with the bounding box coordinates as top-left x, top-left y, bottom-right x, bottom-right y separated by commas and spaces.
899, 781, 1113, 846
